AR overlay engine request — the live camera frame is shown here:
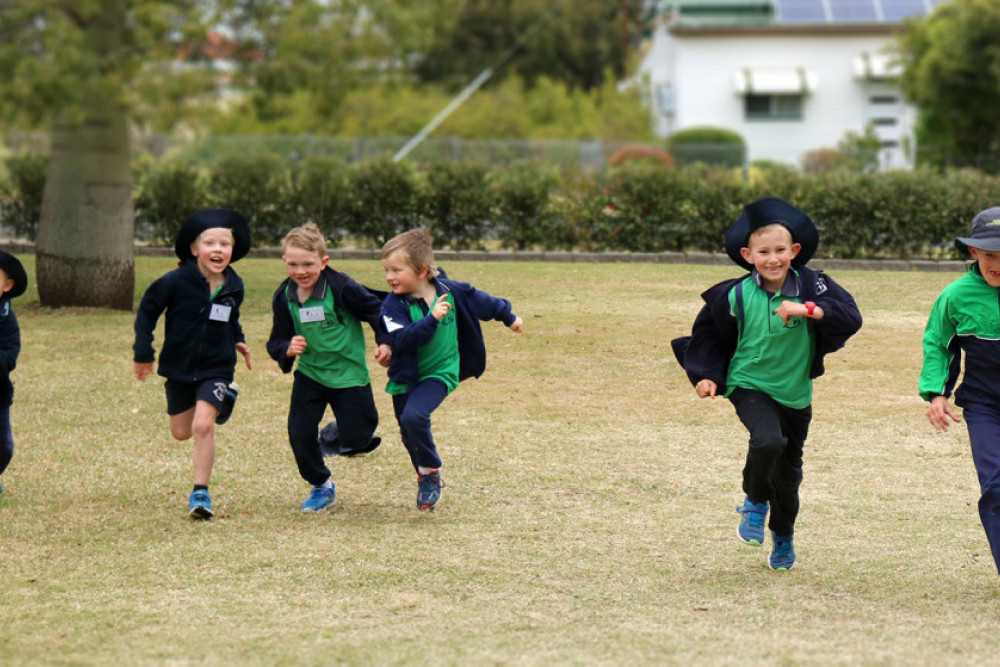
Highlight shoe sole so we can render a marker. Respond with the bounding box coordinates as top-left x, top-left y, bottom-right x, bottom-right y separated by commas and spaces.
301, 503, 334, 513
736, 526, 763, 546
770, 561, 796, 571
189, 506, 214, 520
